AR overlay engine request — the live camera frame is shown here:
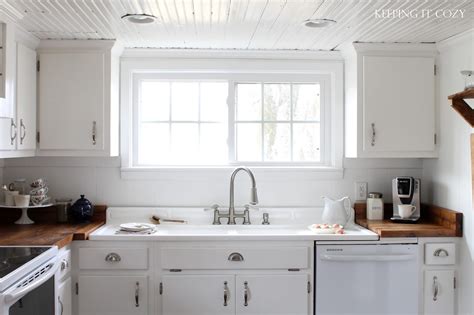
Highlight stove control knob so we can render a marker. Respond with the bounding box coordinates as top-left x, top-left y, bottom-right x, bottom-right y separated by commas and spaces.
60, 259, 69, 271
